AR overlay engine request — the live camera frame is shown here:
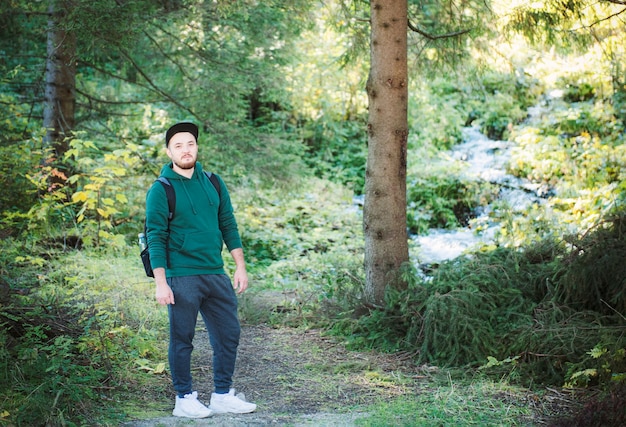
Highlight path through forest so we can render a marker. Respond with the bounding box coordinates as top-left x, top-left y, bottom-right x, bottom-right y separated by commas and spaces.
122, 324, 411, 426
121, 324, 569, 426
